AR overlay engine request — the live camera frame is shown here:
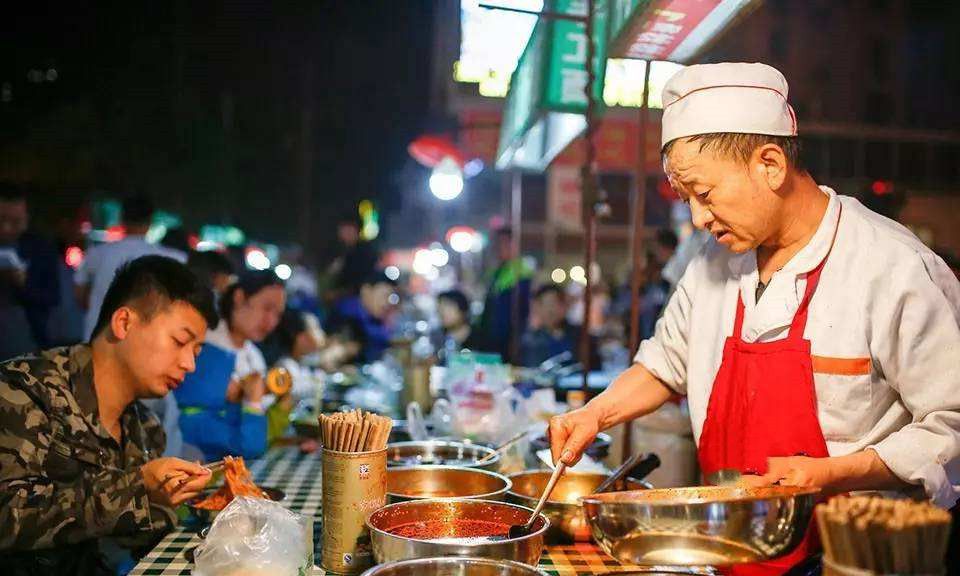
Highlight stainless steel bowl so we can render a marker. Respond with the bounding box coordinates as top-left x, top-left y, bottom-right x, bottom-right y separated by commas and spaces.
386, 441, 500, 470
582, 486, 820, 566
360, 557, 548, 576
507, 470, 651, 543
185, 486, 285, 523
367, 499, 549, 565
387, 466, 512, 503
